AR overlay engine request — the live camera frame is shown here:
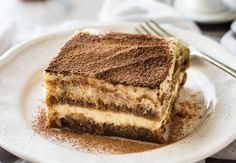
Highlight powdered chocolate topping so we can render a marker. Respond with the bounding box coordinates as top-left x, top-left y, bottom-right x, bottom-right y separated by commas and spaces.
45, 32, 174, 88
